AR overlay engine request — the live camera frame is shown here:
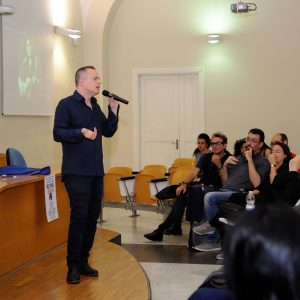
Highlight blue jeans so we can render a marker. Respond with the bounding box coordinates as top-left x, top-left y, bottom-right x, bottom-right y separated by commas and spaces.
204, 189, 236, 221
203, 189, 236, 243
